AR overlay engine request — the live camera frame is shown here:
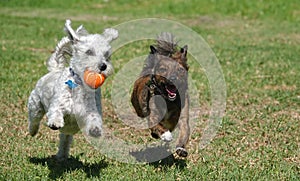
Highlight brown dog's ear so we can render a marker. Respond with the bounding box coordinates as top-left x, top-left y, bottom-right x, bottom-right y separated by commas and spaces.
180, 45, 189, 70
150, 45, 157, 54
180, 45, 188, 59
